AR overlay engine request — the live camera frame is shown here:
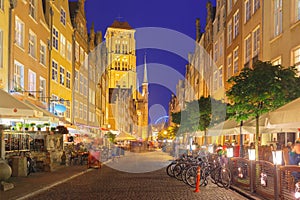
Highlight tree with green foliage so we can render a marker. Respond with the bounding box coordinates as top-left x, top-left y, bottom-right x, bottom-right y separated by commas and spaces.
171, 96, 226, 145
226, 60, 300, 160
106, 131, 116, 143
